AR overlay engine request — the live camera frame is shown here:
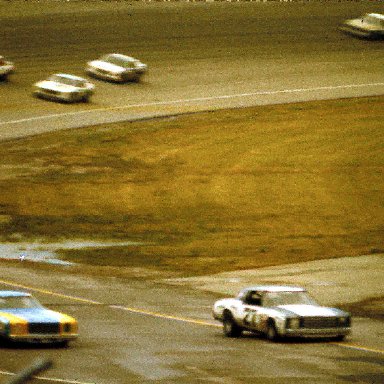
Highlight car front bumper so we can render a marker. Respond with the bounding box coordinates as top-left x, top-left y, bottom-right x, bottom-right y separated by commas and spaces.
86, 66, 144, 82
283, 327, 351, 338
7, 333, 78, 344
34, 89, 84, 103
339, 24, 384, 39
0, 64, 15, 76
86, 66, 125, 82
